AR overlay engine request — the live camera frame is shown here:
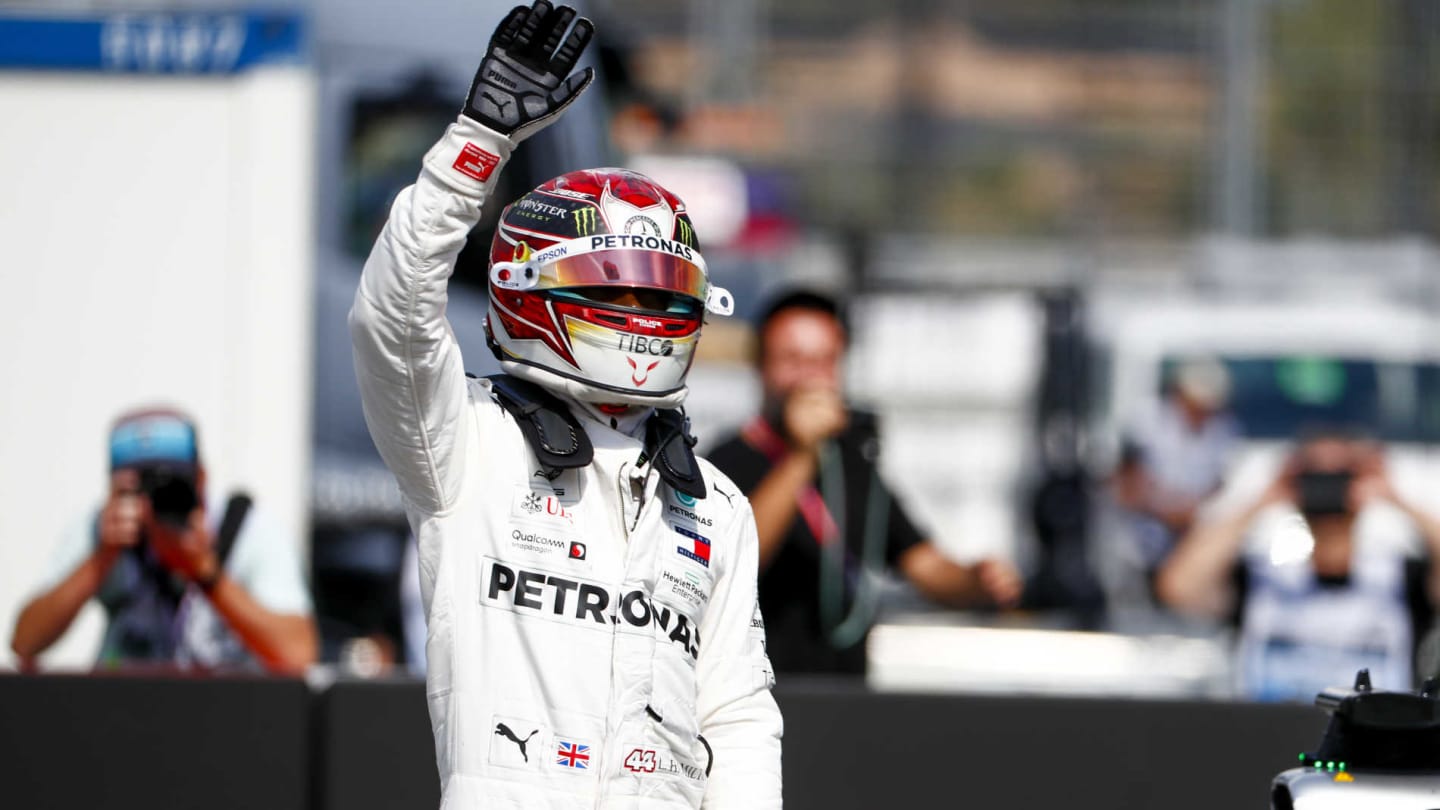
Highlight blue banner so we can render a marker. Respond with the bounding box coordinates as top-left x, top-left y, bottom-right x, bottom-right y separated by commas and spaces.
0, 10, 306, 73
